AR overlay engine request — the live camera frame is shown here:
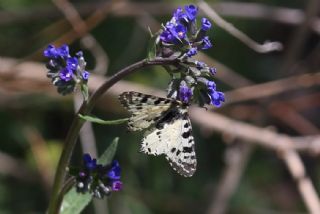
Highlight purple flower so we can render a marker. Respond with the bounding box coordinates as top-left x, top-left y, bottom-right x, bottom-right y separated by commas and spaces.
44, 44, 69, 59
107, 160, 121, 180
82, 71, 90, 80
167, 23, 186, 40
202, 36, 212, 50
201, 18, 212, 31
43, 45, 58, 58
185, 5, 198, 21
59, 68, 74, 82
83, 153, 98, 170
207, 81, 216, 90
66, 57, 78, 70
209, 67, 217, 75
160, 23, 187, 43
76, 51, 83, 57
79, 171, 86, 178
160, 30, 174, 43
74, 154, 123, 197
209, 90, 225, 107
173, 7, 188, 22
186, 47, 197, 57
179, 85, 193, 103
196, 61, 206, 69
43, 44, 90, 96
58, 45, 70, 58
111, 180, 123, 191
173, 24, 187, 40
